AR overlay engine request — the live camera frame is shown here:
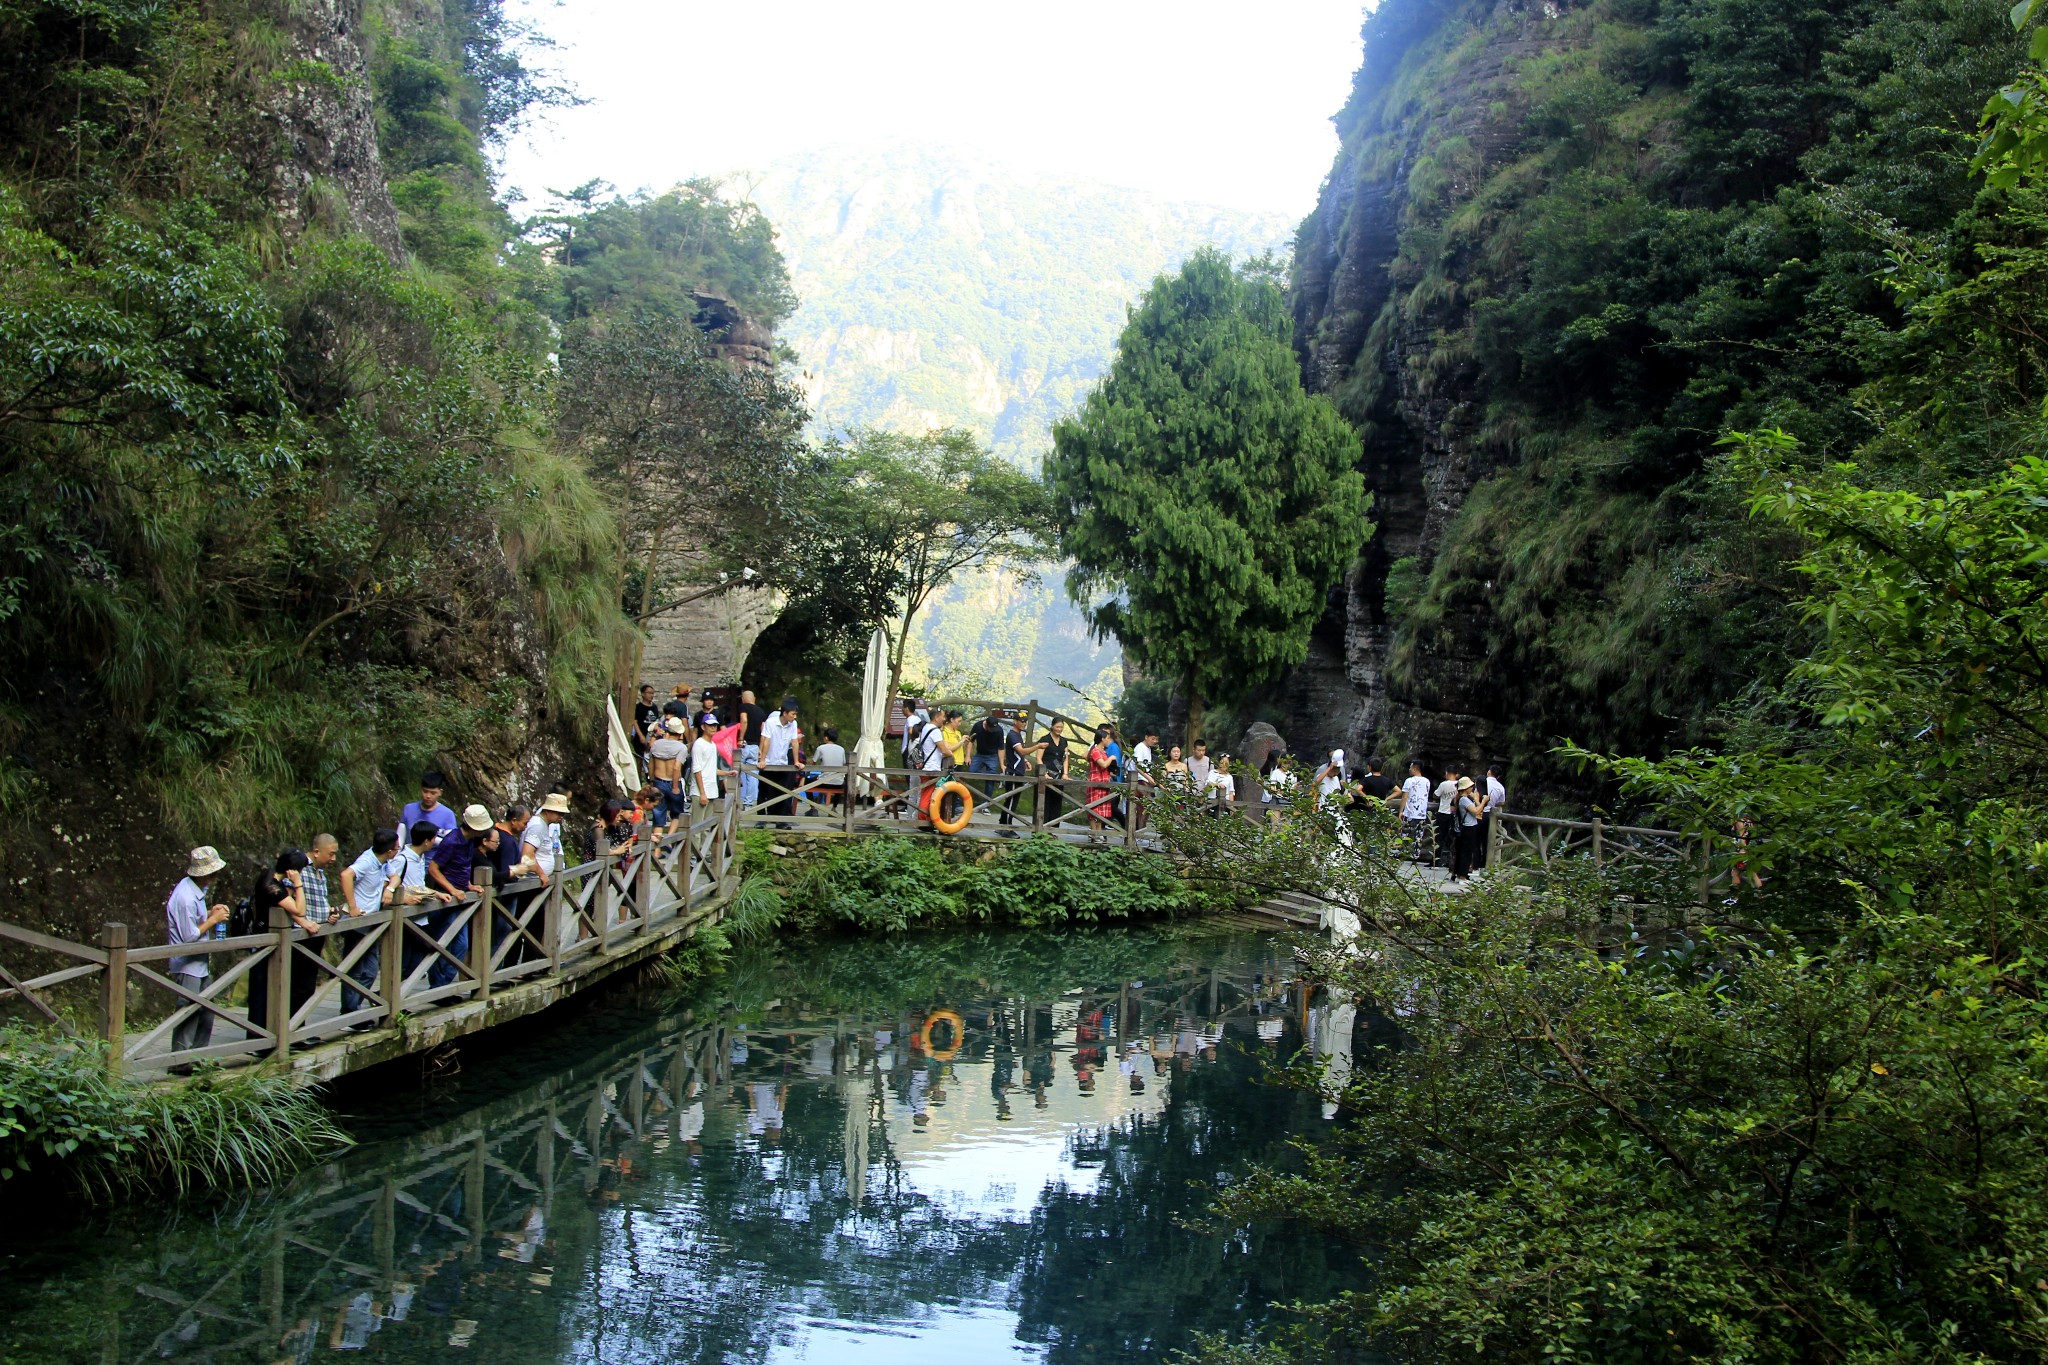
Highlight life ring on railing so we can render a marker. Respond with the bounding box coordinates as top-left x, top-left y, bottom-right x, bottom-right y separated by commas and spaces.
920, 1008, 966, 1060
927, 781, 974, 834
